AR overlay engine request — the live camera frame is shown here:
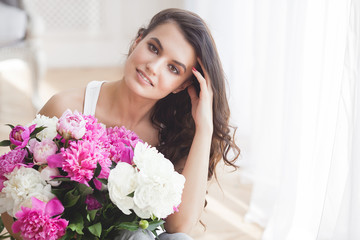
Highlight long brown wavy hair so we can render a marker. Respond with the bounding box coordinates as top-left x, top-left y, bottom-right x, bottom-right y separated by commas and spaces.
130, 8, 240, 180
